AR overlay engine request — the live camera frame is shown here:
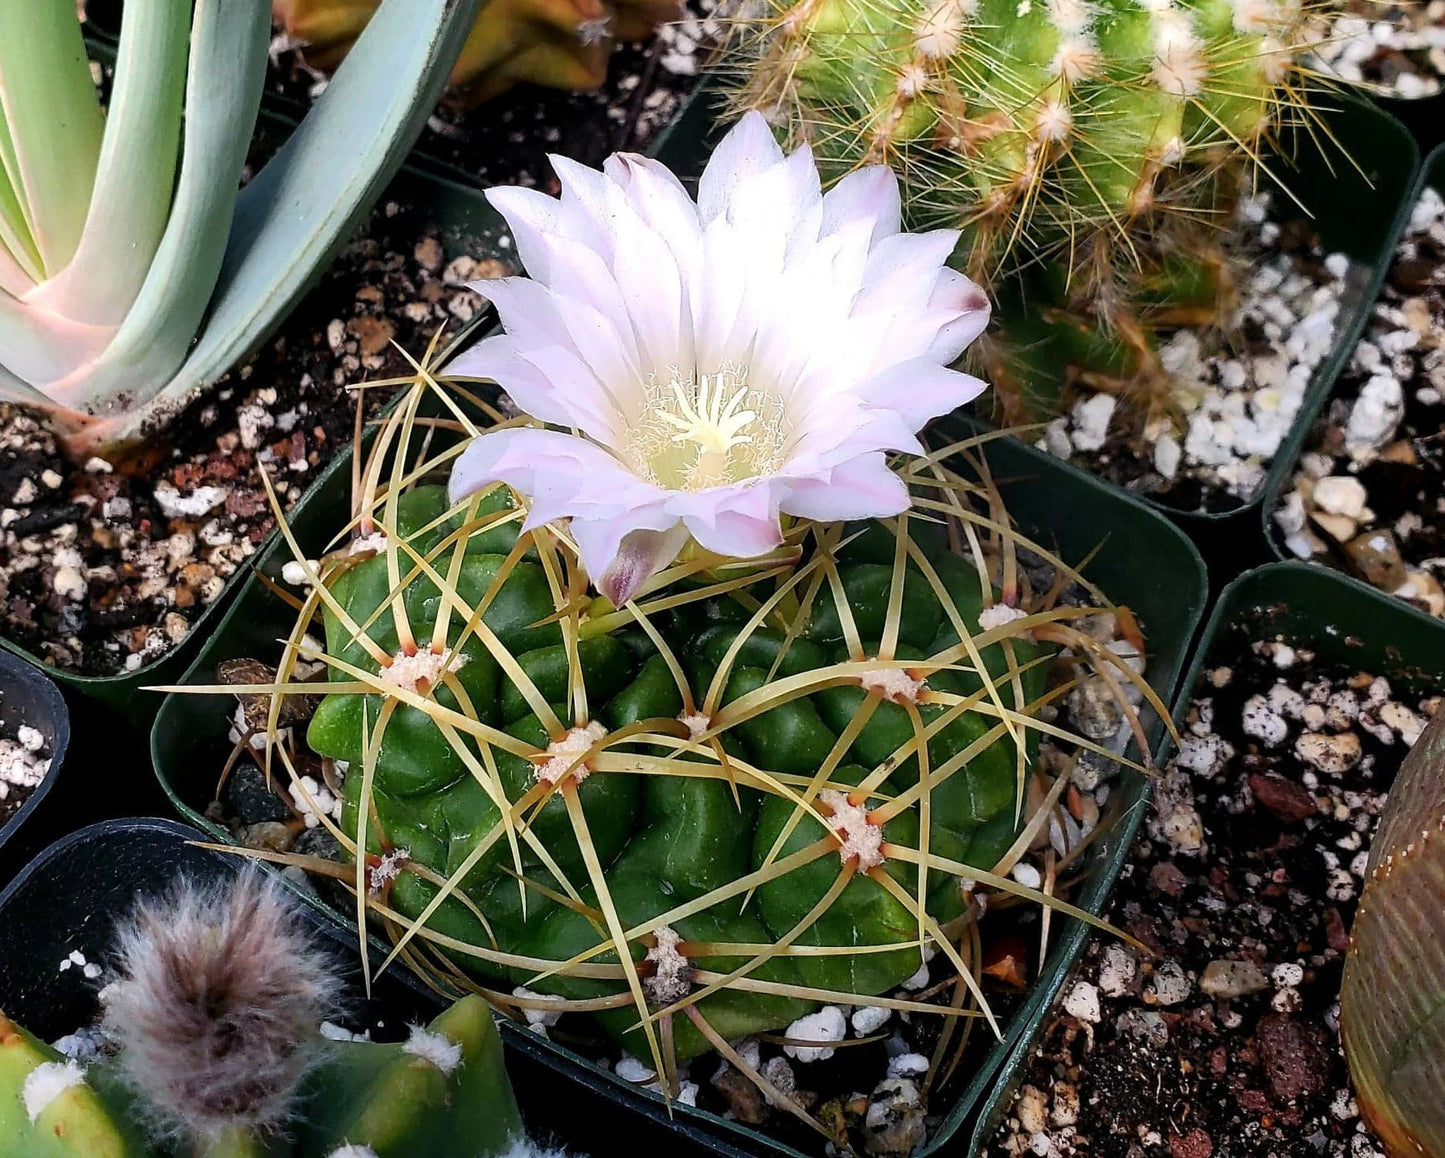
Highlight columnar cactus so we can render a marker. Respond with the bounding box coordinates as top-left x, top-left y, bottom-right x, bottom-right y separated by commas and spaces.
729, 0, 1319, 420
